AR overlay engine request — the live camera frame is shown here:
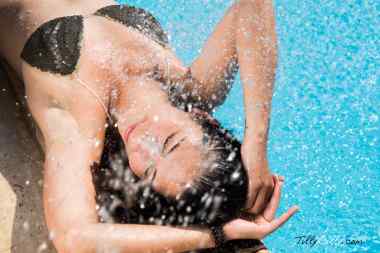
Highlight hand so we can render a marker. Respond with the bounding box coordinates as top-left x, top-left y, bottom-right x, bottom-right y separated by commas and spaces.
223, 175, 299, 240
241, 140, 275, 214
